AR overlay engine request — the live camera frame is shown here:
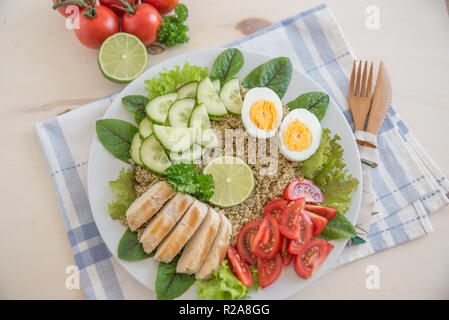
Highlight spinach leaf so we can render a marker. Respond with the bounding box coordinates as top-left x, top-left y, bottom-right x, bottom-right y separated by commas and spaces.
156, 255, 196, 300
122, 95, 149, 124
351, 236, 366, 245
315, 213, 357, 241
242, 57, 292, 98
118, 228, 153, 261
96, 119, 138, 163
210, 48, 244, 84
287, 91, 330, 121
